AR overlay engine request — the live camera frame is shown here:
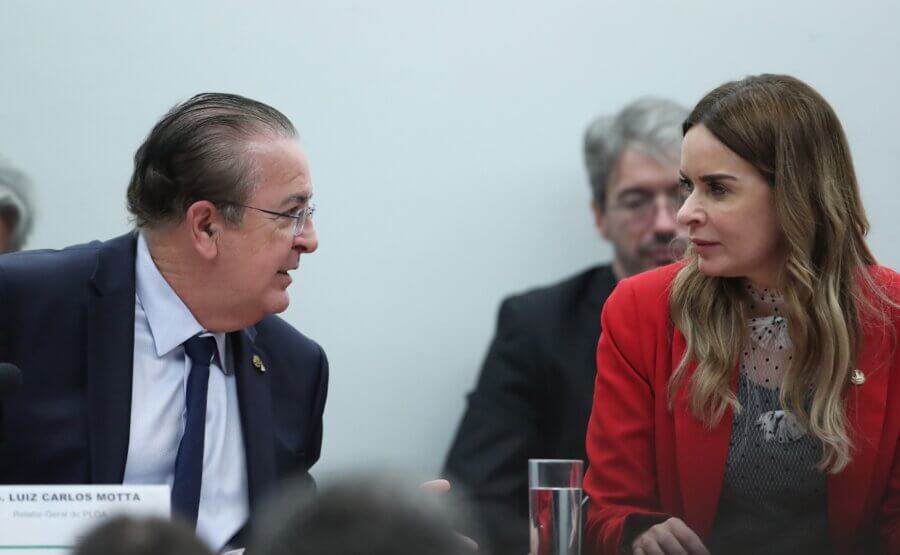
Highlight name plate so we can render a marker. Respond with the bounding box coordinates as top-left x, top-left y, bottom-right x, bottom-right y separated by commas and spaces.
0, 485, 170, 554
